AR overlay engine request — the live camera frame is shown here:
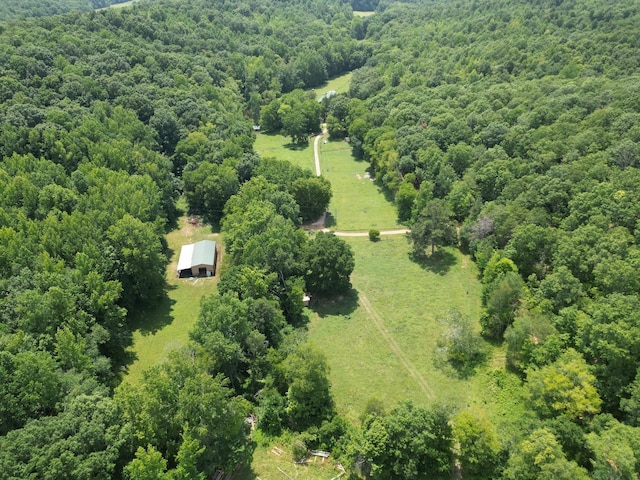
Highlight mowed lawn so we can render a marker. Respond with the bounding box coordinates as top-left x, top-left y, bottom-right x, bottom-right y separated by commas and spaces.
125, 215, 220, 385
320, 140, 402, 231
308, 235, 486, 422
254, 132, 316, 173
314, 72, 353, 100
